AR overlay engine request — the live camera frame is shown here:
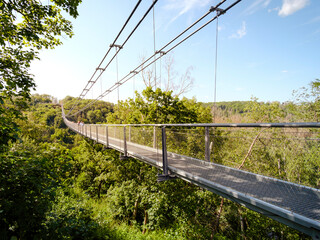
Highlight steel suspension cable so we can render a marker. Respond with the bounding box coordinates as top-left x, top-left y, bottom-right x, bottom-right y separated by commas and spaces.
67, 0, 143, 116
94, 0, 159, 83
115, 47, 119, 113
69, 0, 212, 116
69, 1, 160, 116
69, 0, 241, 117
153, 0, 157, 89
